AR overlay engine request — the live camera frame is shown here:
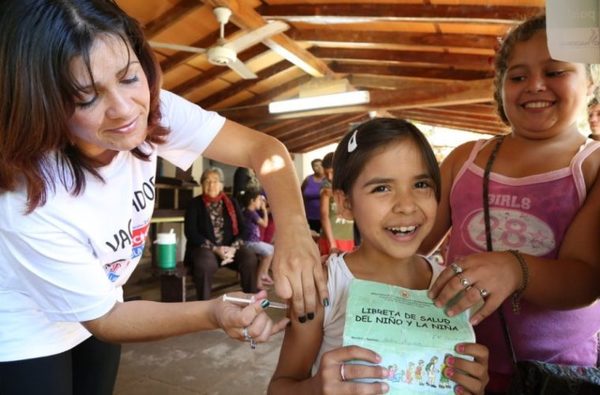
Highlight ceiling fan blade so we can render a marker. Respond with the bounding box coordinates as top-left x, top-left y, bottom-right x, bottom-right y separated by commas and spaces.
226, 21, 289, 53
148, 41, 207, 54
227, 58, 257, 79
